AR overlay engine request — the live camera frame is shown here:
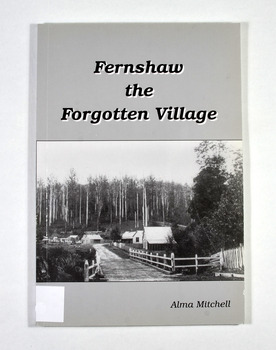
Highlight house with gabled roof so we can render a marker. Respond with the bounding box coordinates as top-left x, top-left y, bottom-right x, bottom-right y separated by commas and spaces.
142, 226, 173, 251
81, 232, 103, 244
133, 230, 144, 244
121, 231, 136, 244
